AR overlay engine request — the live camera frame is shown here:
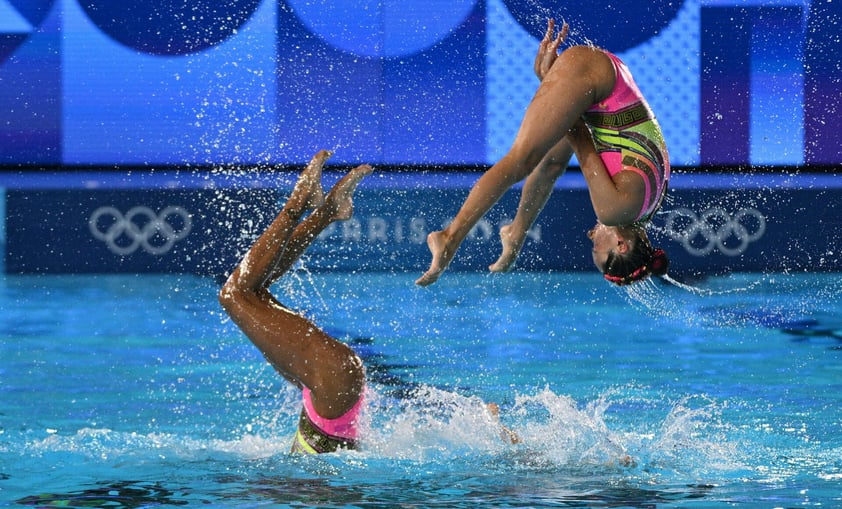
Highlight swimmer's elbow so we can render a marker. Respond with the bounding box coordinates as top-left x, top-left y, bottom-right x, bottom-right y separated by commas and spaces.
218, 283, 233, 311
218, 275, 242, 312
